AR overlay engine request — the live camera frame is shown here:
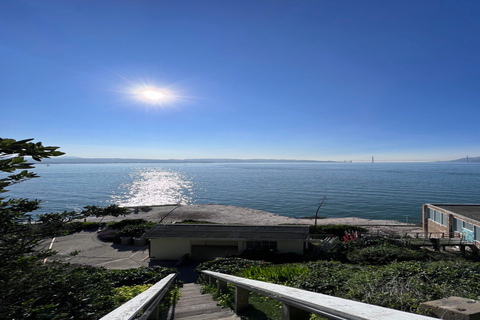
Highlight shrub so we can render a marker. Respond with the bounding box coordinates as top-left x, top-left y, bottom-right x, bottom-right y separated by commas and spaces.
107, 266, 176, 287
292, 261, 363, 295
347, 244, 424, 265
115, 222, 155, 237
196, 258, 272, 278
106, 219, 149, 230
112, 284, 153, 306
241, 264, 309, 285
81, 221, 104, 230
97, 229, 120, 242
